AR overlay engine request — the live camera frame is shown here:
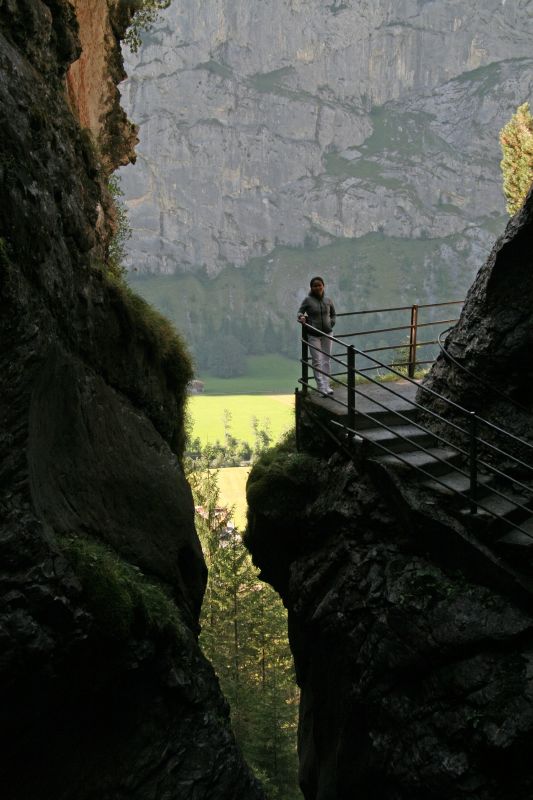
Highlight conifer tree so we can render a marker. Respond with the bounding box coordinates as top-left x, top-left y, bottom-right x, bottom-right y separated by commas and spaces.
187, 449, 301, 798
499, 101, 533, 215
